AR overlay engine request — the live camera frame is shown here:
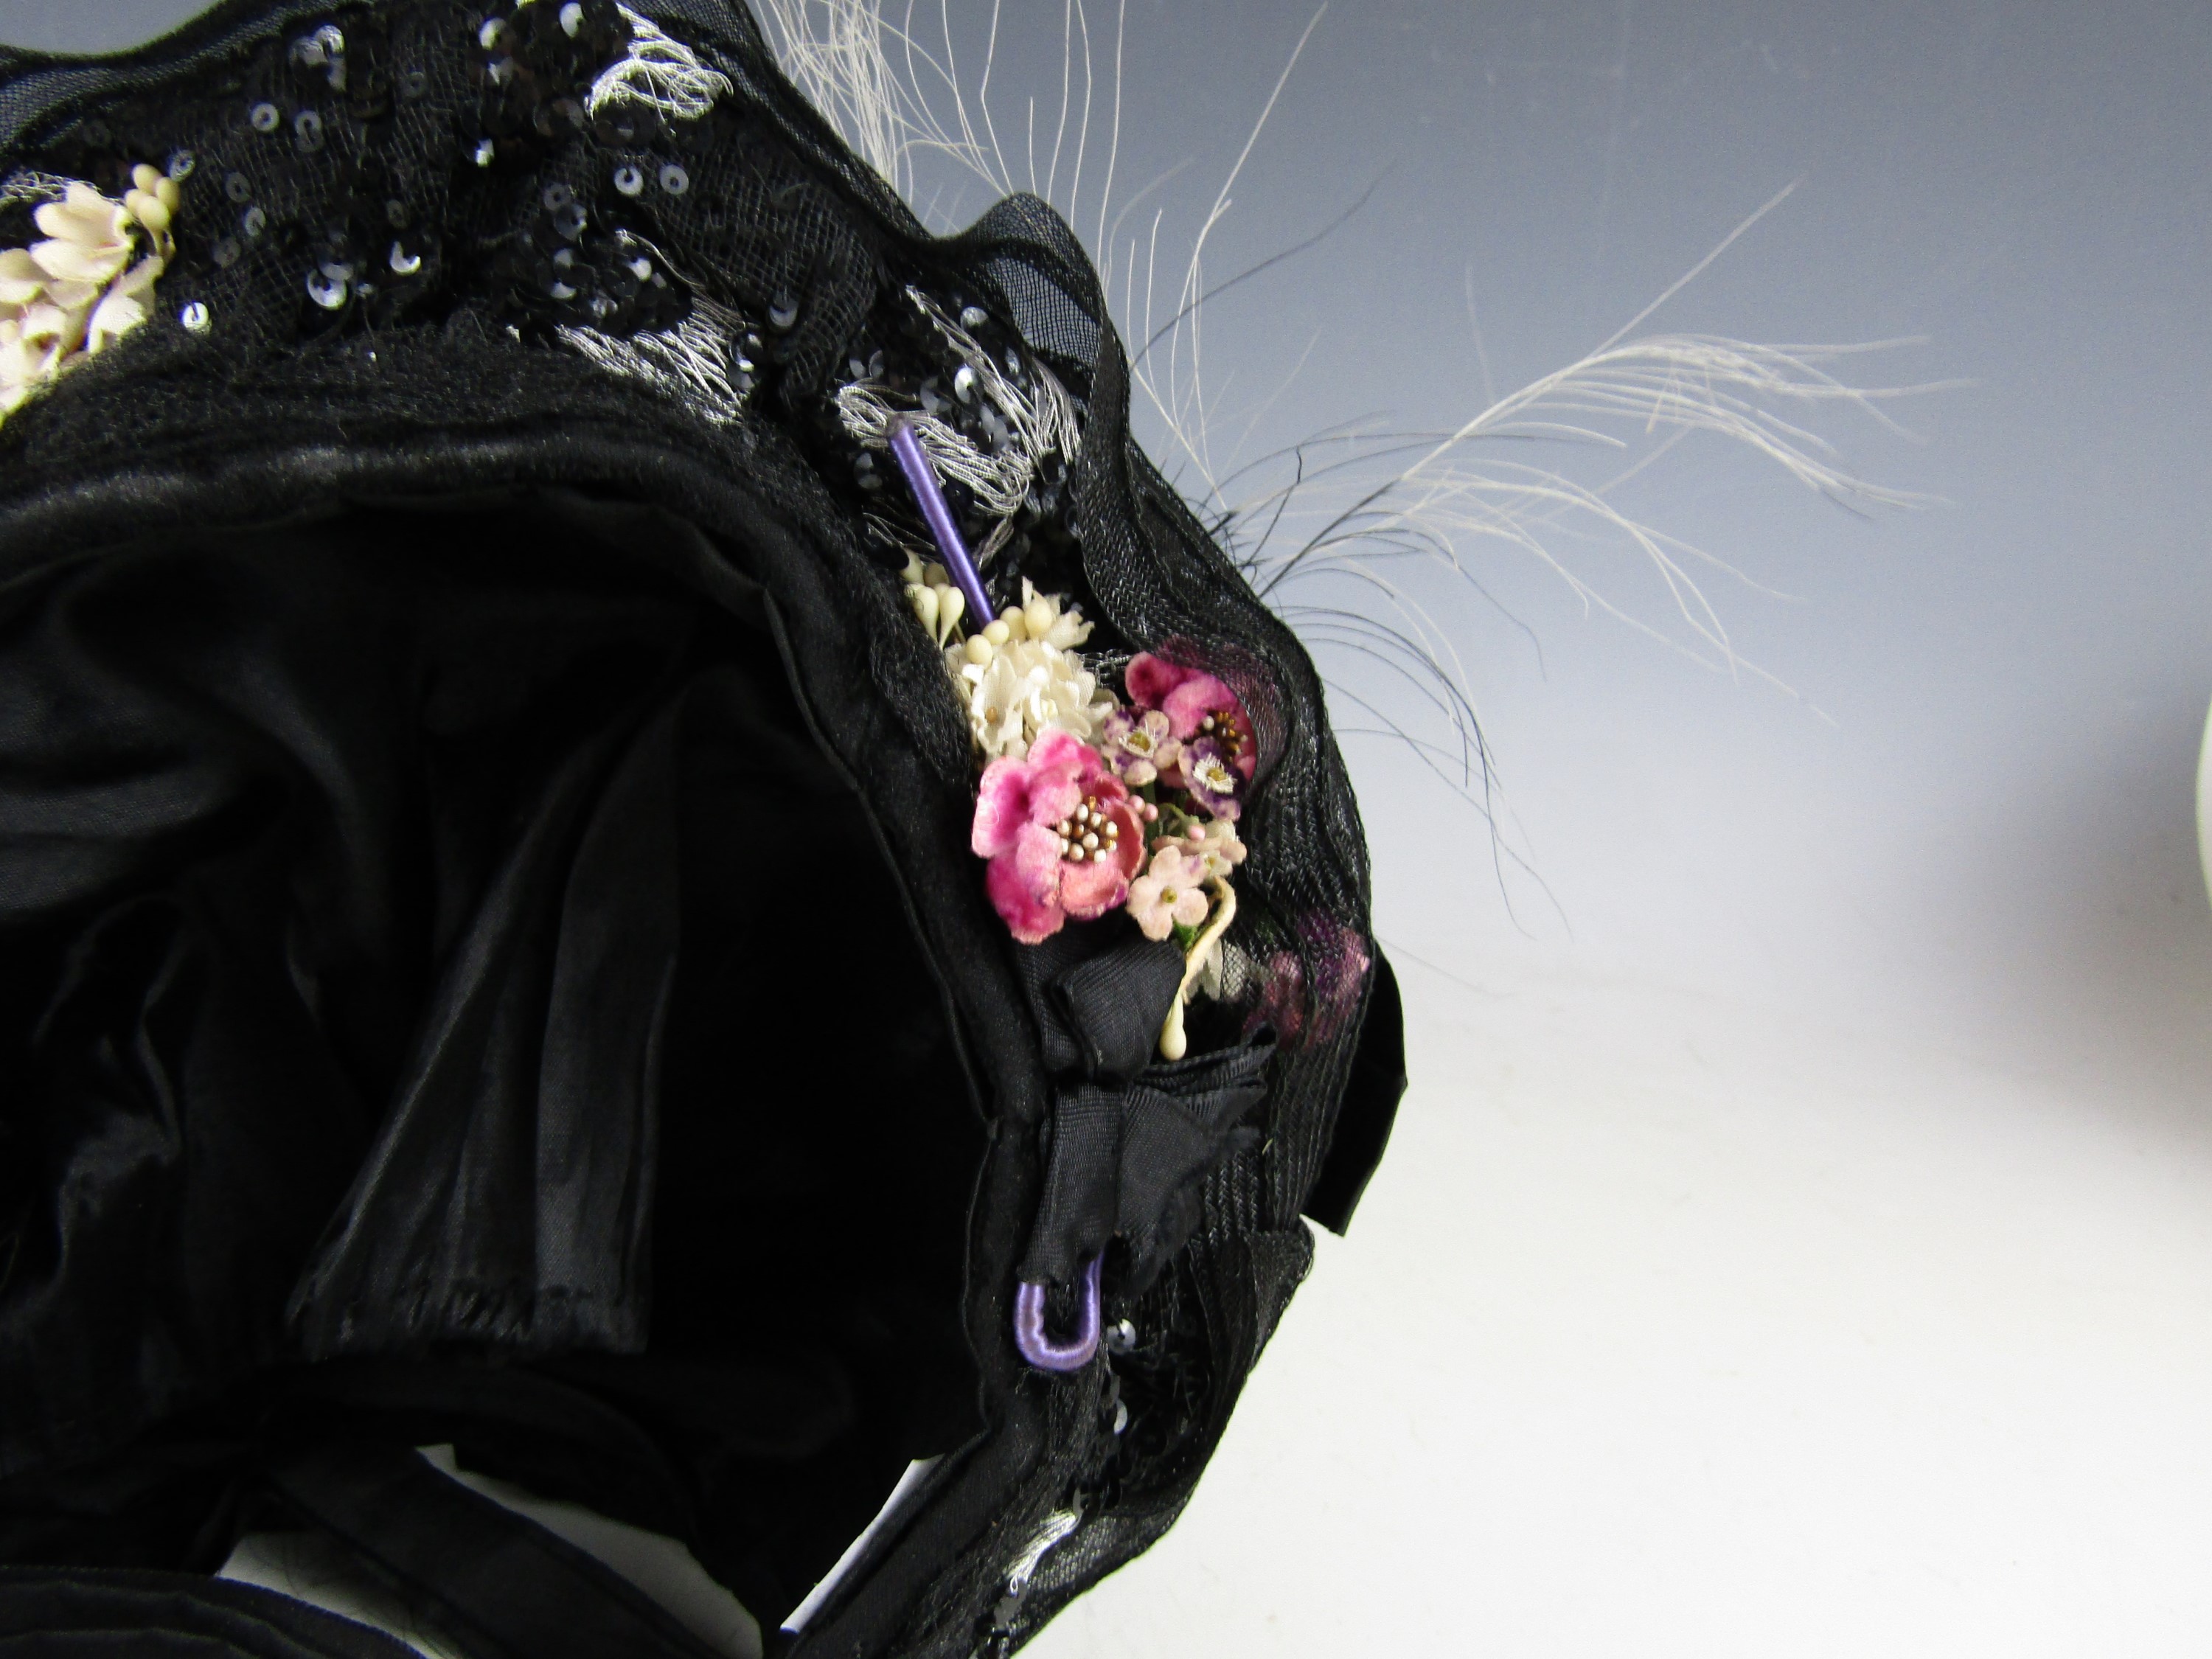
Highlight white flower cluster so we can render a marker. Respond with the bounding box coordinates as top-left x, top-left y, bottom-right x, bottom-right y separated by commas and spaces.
901, 559, 1116, 760
1, 169, 178, 421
